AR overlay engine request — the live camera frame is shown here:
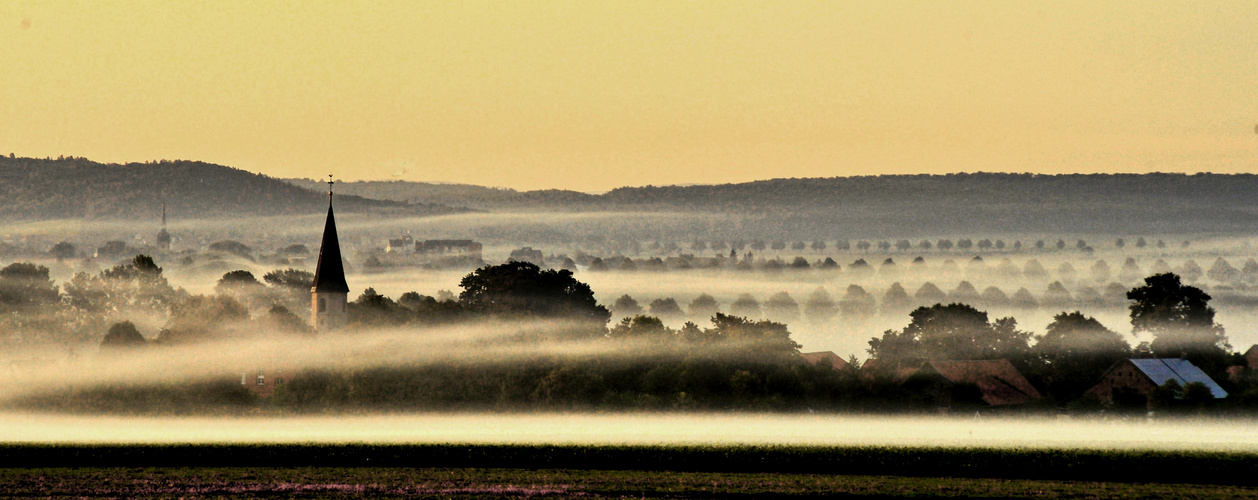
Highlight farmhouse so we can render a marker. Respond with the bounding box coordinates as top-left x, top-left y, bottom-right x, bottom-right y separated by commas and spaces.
1084, 358, 1227, 406
800, 351, 850, 371
902, 359, 1043, 409
241, 368, 295, 398
508, 247, 544, 266
416, 239, 483, 261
